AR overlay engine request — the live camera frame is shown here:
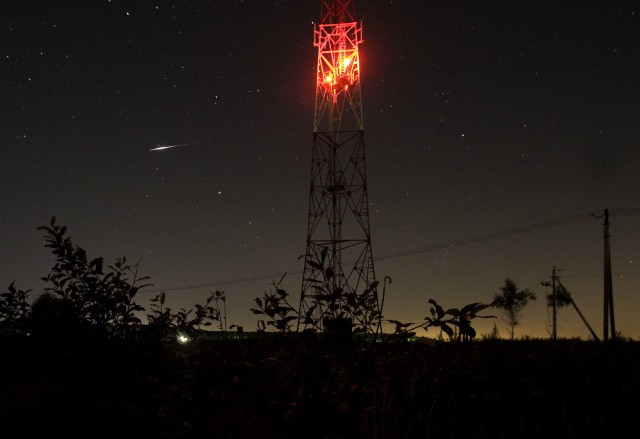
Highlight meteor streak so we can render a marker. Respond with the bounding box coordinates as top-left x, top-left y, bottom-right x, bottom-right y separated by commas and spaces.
149, 141, 204, 151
